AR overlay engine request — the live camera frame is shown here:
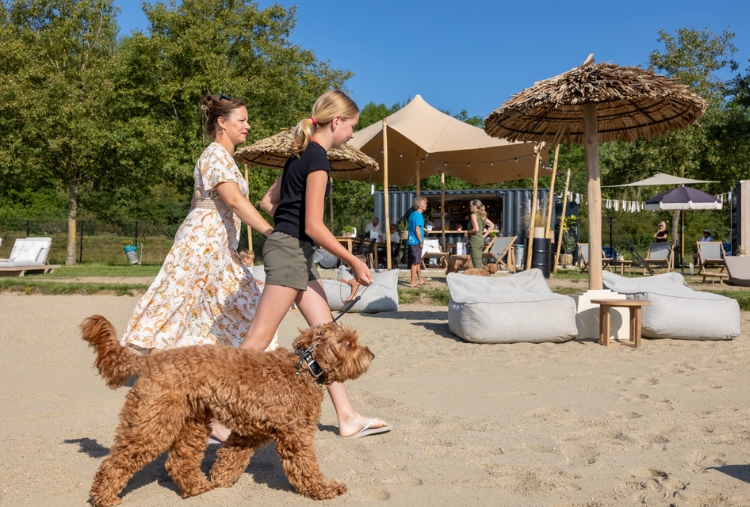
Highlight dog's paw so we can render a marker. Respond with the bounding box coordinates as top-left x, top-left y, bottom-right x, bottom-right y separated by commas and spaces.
305, 480, 347, 500
180, 482, 214, 498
